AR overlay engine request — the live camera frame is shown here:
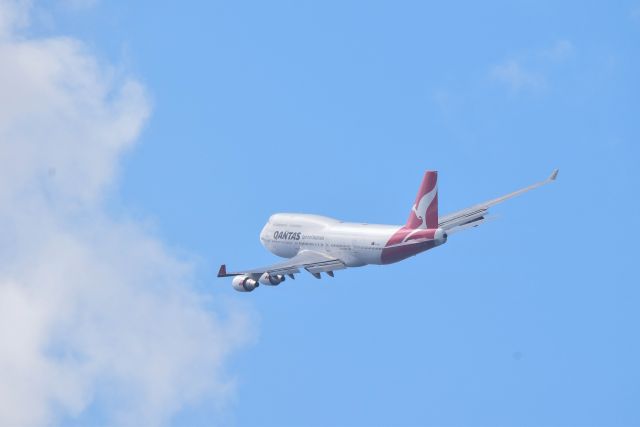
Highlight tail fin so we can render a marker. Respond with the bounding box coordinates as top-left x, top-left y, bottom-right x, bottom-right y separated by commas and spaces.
406, 171, 438, 229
